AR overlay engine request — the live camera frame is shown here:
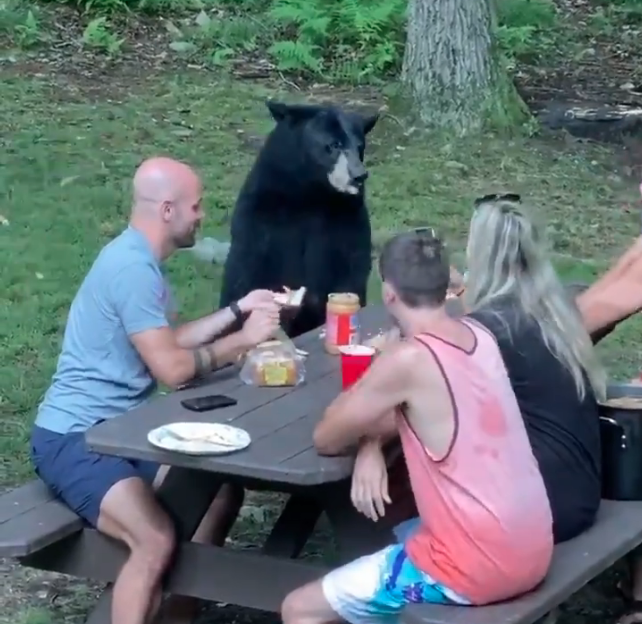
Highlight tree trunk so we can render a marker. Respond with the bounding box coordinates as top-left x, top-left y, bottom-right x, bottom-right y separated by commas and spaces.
401, 0, 528, 134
